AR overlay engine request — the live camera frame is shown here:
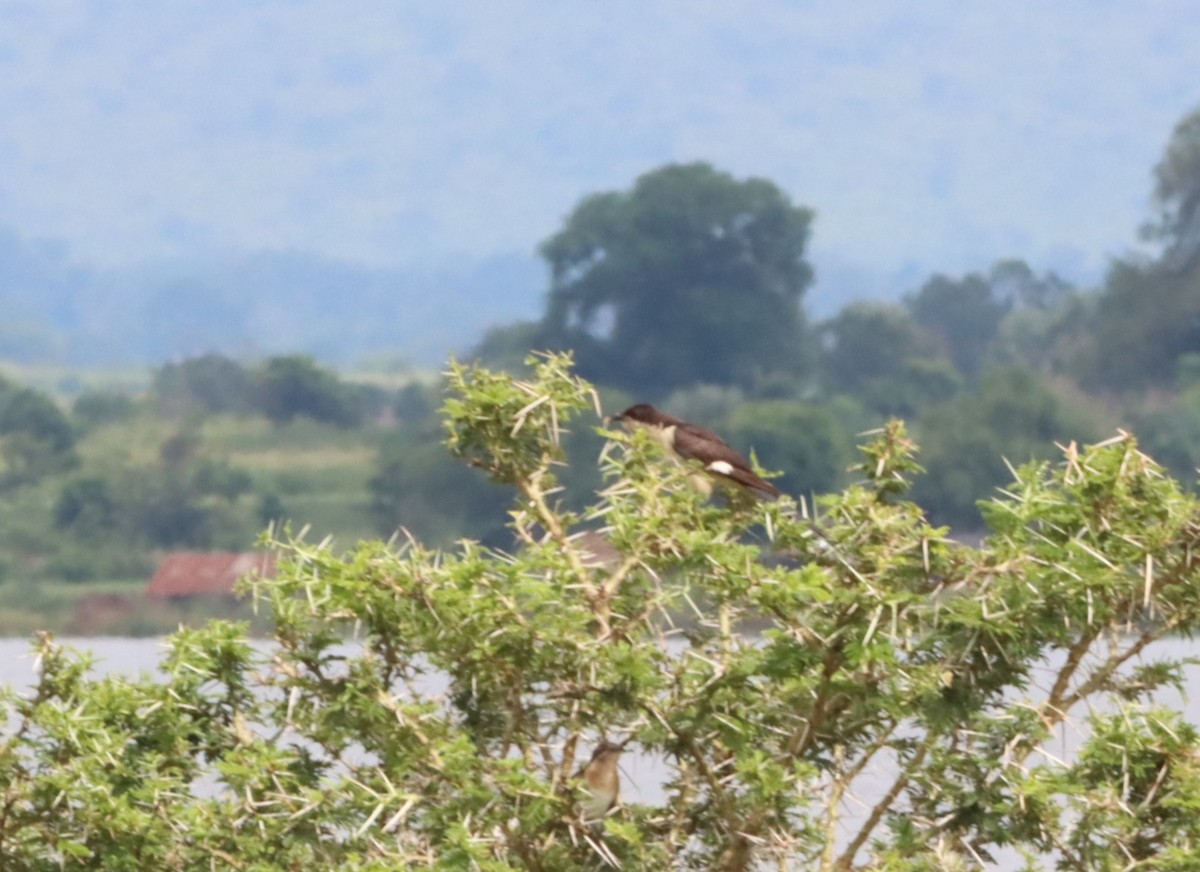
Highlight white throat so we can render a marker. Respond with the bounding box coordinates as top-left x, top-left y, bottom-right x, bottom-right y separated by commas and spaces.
651, 422, 677, 451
